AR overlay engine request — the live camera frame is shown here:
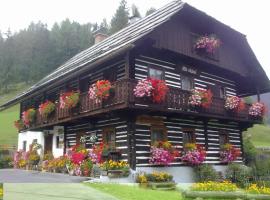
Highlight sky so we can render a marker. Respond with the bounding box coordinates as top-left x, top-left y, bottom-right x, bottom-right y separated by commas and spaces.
0, 0, 269, 78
